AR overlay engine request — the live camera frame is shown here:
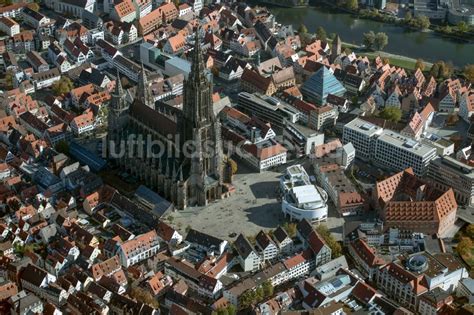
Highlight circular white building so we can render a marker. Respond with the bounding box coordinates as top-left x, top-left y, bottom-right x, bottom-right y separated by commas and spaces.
280, 164, 328, 223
